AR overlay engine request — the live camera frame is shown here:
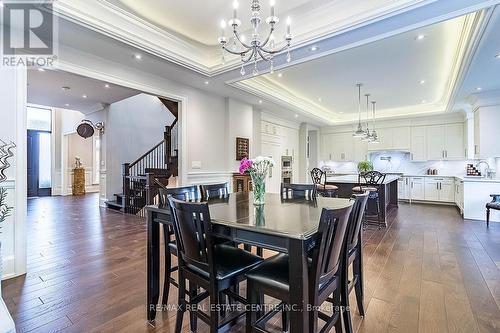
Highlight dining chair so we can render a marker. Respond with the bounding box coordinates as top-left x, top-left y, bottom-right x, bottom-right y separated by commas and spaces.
342, 192, 369, 333
200, 182, 229, 201
310, 168, 339, 197
280, 183, 316, 200
157, 186, 200, 307
245, 204, 354, 333
352, 171, 386, 229
486, 194, 500, 228
168, 196, 263, 333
